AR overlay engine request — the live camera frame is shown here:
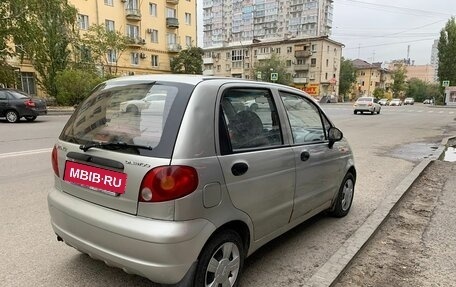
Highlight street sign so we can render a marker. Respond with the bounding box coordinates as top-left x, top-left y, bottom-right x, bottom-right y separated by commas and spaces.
271, 72, 278, 81
442, 80, 450, 87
